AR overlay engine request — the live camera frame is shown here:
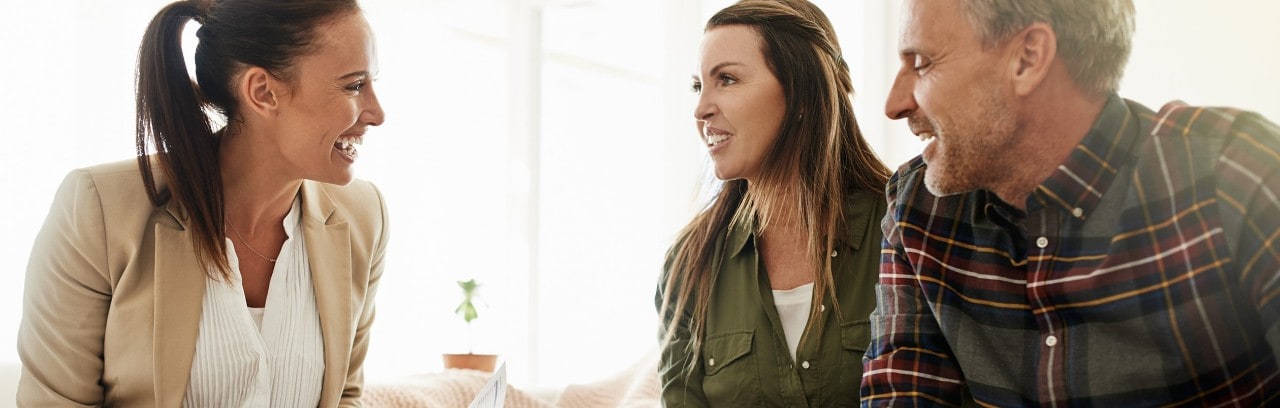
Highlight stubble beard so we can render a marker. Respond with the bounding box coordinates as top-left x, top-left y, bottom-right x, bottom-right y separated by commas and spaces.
921, 90, 1018, 197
